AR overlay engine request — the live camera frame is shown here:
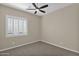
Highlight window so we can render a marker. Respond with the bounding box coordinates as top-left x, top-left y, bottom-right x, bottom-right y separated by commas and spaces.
6, 15, 28, 37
